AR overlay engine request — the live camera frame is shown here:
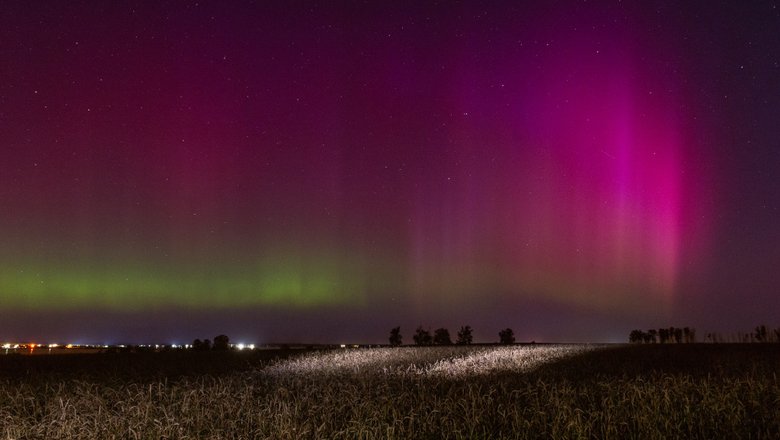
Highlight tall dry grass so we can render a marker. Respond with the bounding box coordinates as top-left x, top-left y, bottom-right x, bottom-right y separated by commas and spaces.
1, 345, 778, 439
